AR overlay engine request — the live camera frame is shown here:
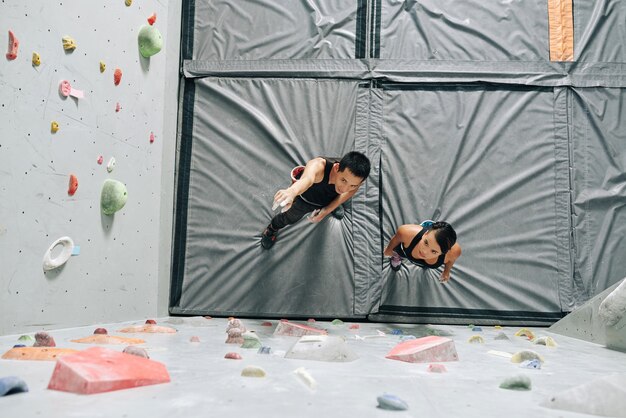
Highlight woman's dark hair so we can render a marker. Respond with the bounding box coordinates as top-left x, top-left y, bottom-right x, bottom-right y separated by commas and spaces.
430, 221, 457, 254
339, 151, 370, 180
